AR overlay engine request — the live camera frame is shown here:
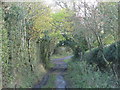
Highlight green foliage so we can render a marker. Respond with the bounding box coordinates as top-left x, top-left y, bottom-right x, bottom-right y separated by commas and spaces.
4, 6, 20, 22
65, 60, 118, 88
52, 46, 72, 56
42, 73, 56, 88
0, 7, 3, 90
51, 9, 72, 22
1, 1, 119, 88
103, 35, 115, 45
39, 37, 51, 69
85, 41, 120, 70
57, 34, 88, 58
2, 3, 49, 88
